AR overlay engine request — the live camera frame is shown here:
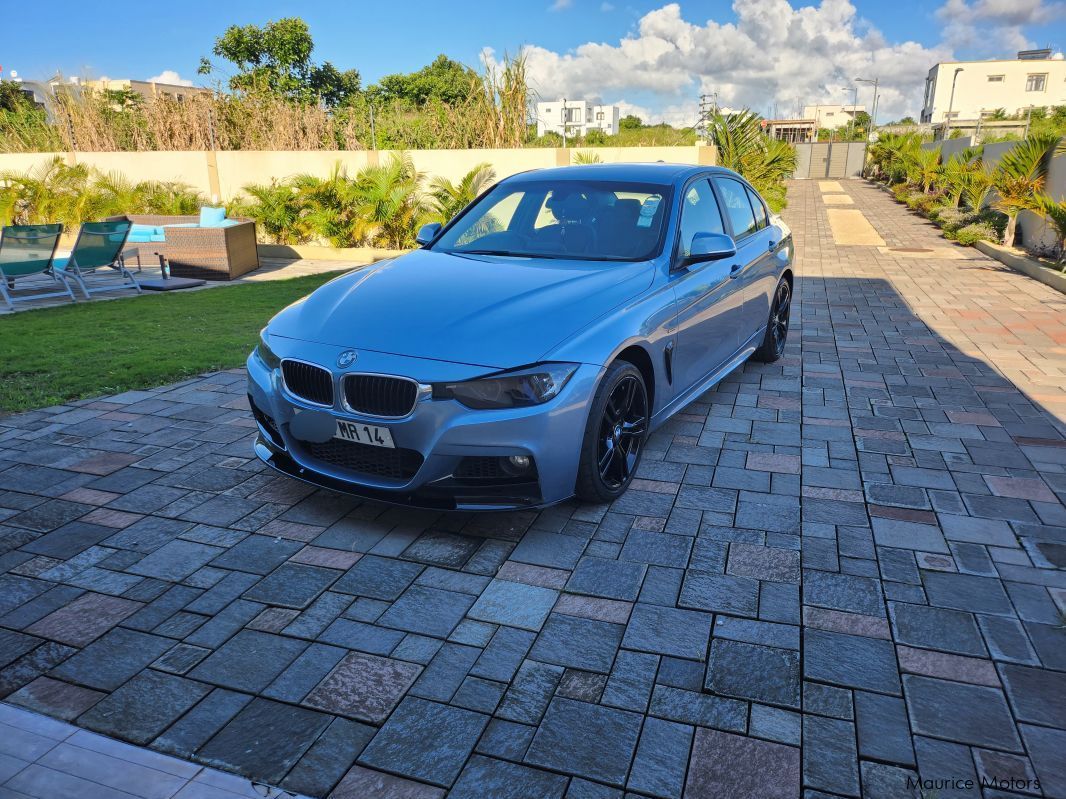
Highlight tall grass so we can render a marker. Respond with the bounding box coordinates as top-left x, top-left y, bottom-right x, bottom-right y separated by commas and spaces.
1, 55, 532, 153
